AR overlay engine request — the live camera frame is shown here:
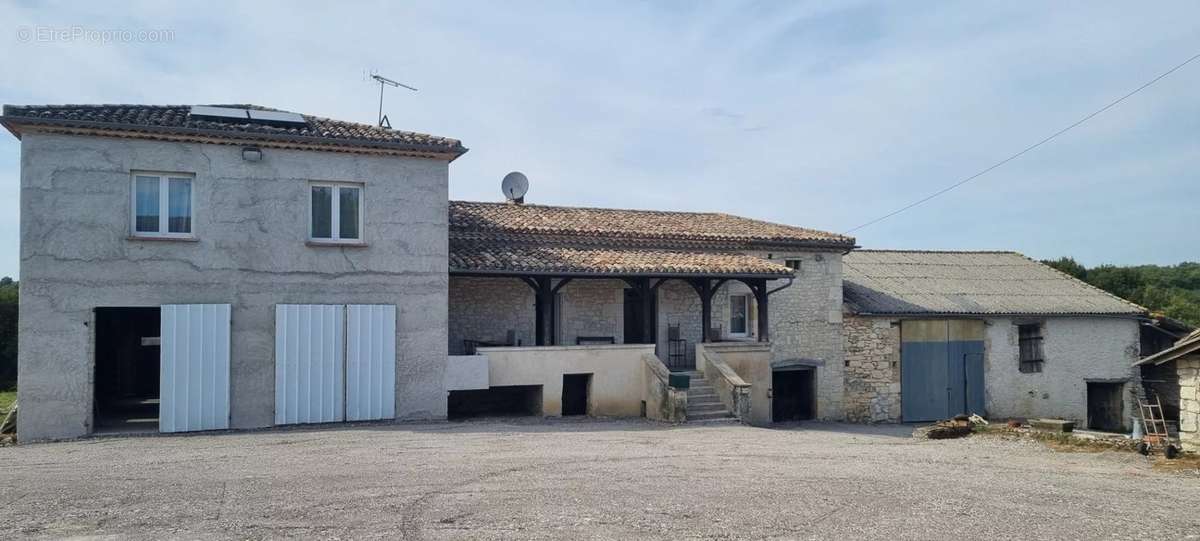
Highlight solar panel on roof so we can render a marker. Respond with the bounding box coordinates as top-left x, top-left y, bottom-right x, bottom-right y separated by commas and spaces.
189, 105, 250, 121
247, 109, 306, 125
